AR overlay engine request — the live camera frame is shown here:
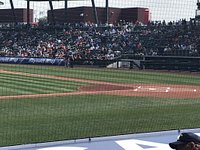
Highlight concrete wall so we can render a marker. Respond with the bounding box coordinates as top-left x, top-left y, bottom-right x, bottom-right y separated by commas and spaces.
0, 9, 33, 23
1, 128, 200, 150
48, 7, 149, 25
